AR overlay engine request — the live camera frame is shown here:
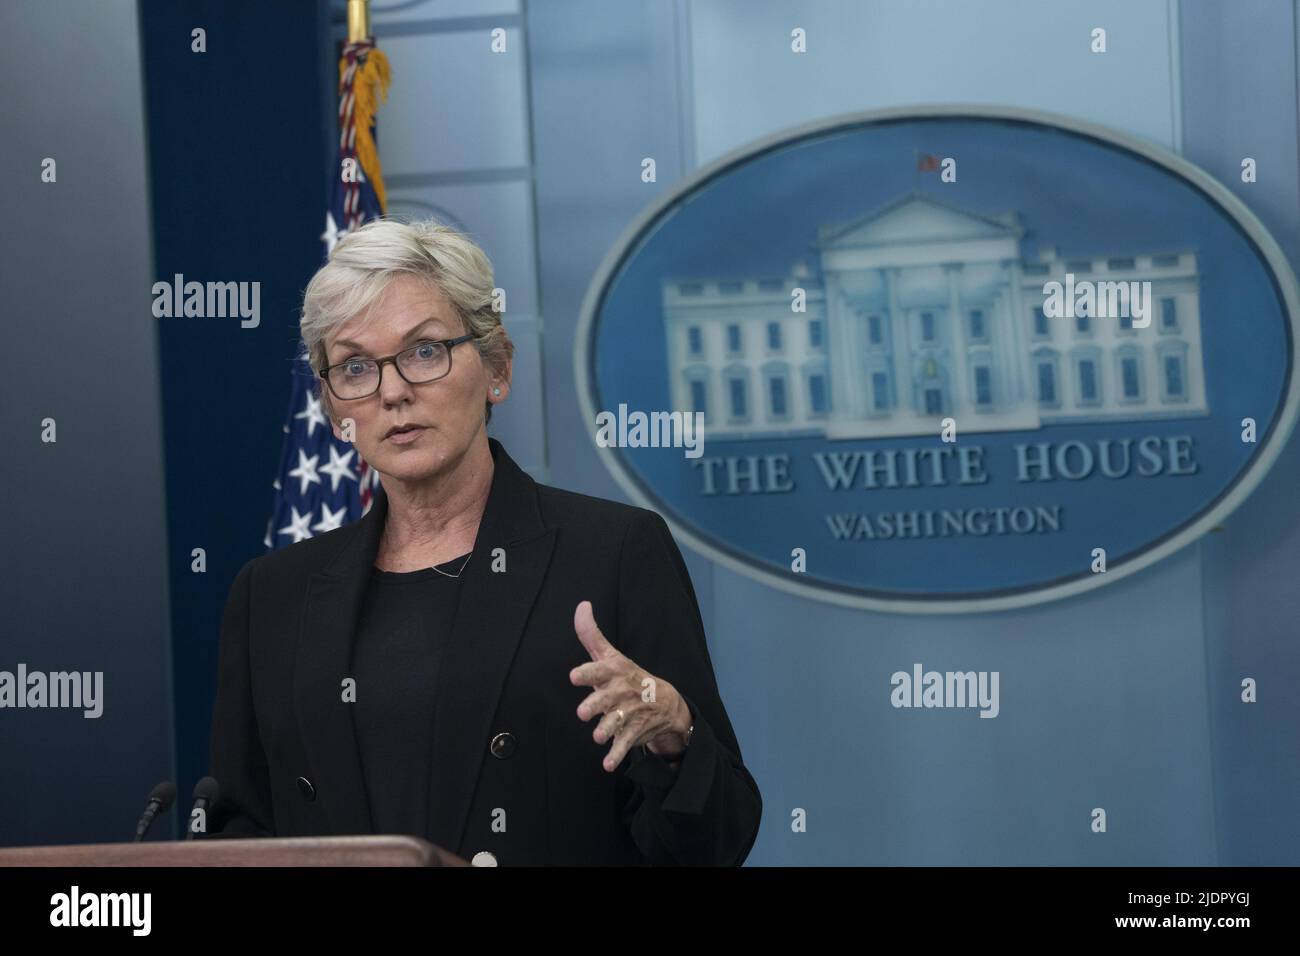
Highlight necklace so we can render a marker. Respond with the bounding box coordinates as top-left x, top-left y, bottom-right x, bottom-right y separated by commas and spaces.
431, 552, 472, 579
